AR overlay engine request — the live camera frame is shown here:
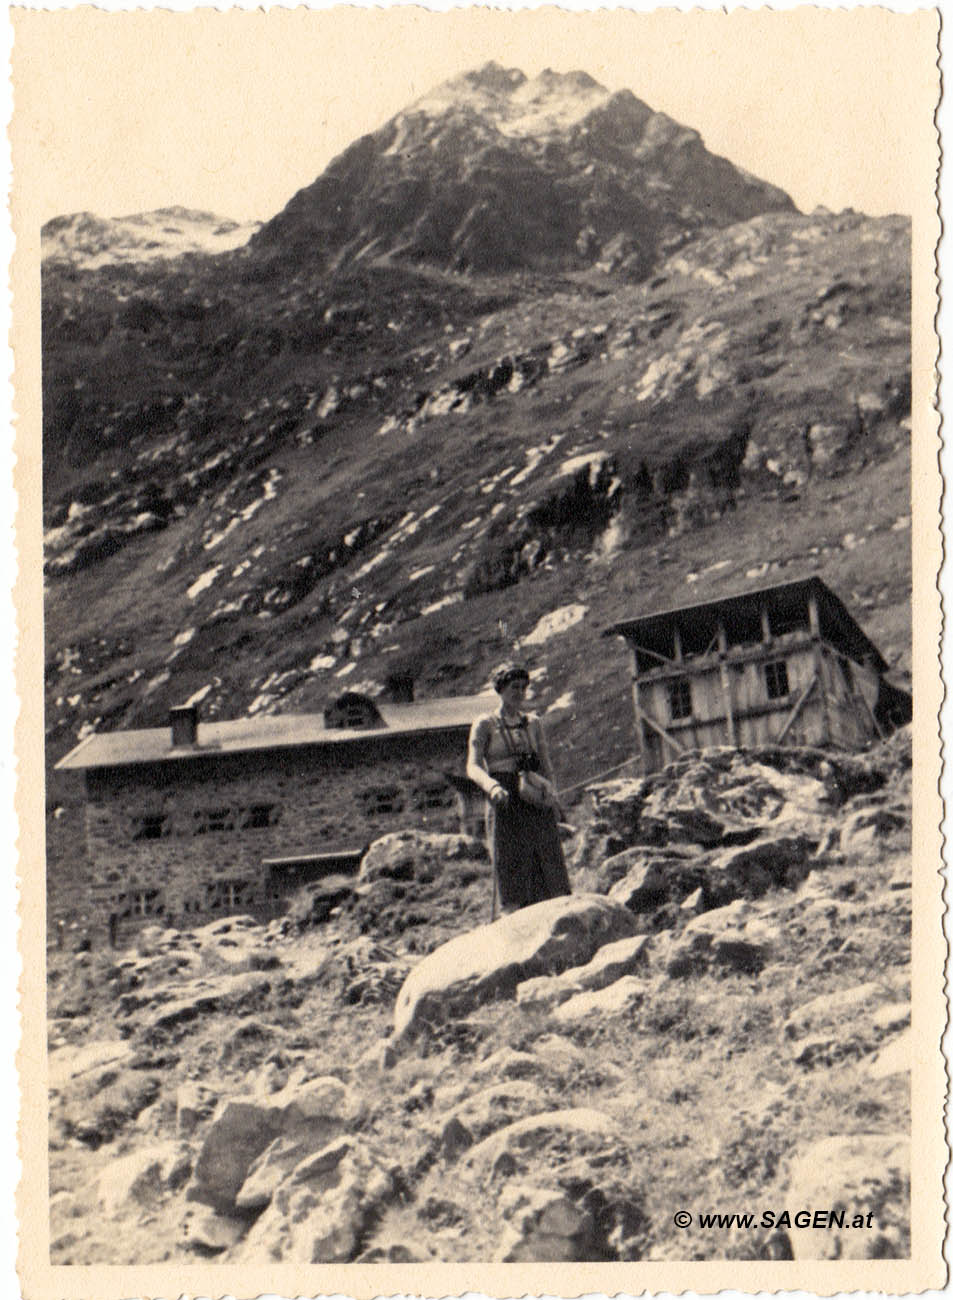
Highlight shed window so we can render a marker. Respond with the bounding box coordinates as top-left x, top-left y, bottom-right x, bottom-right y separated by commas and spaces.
668, 678, 693, 720
132, 813, 168, 841
360, 785, 405, 816
764, 659, 790, 699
